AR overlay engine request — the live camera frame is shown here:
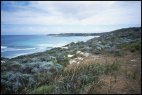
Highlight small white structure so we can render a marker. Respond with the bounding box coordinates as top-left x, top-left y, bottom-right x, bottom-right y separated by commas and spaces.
130, 60, 136, 62
68, 54, 74, 58
61, 46, 68, 49
1, 61, 5, 64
